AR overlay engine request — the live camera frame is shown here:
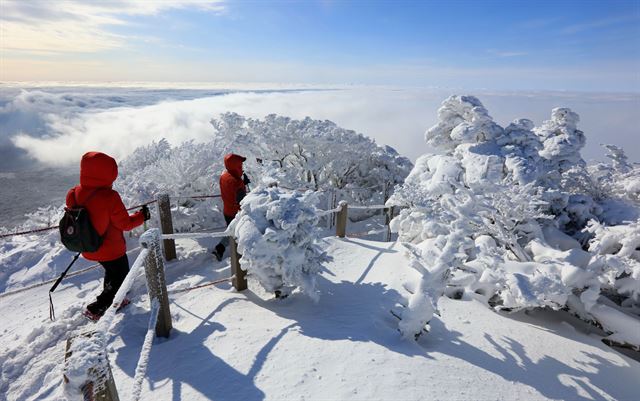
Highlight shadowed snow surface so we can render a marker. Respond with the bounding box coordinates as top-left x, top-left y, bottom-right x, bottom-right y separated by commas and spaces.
1, 236, 639, 400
